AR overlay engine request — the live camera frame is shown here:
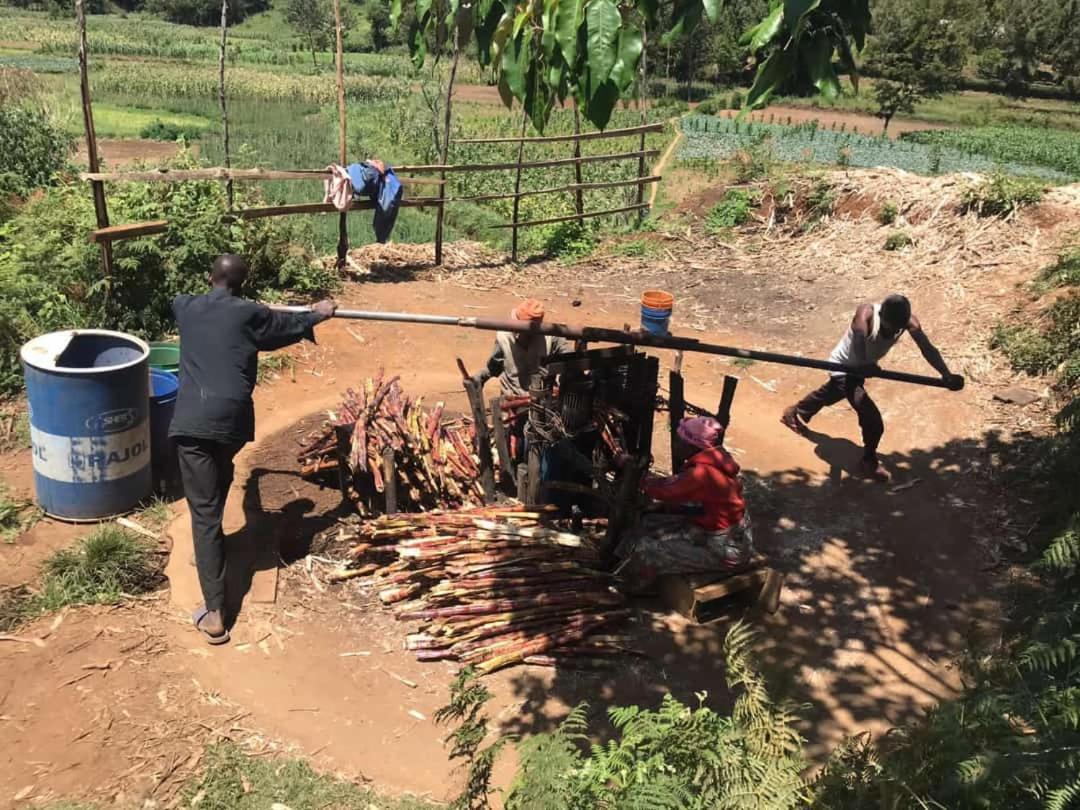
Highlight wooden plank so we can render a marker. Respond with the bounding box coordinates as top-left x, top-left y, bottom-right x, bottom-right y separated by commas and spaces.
669, 368, 685, 470
717, 375, 739, 429
79, 168, 443, 185
382, 446, 397, 514
452, 122, 664, 144
490, 203, 650, 230
89, 220, 169, 243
